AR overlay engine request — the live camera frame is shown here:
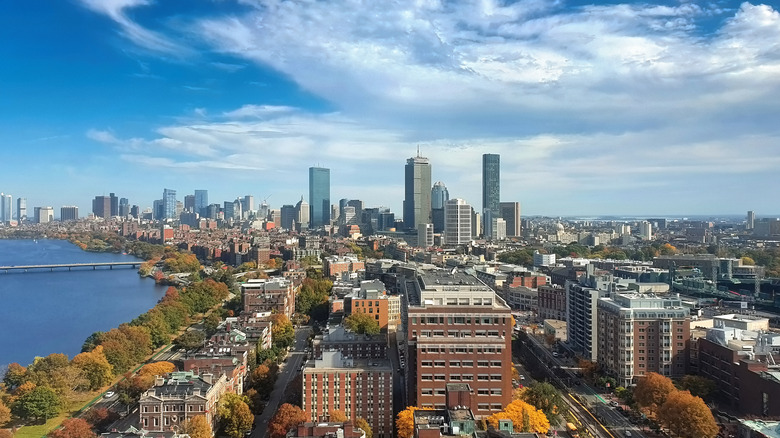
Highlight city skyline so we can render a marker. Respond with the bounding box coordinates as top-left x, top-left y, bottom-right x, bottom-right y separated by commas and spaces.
2, 1, 780, 216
